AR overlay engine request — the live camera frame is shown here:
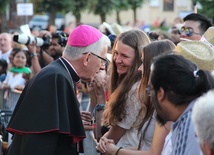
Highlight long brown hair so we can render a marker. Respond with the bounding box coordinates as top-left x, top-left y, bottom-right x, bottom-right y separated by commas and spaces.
137, 40, 175, 137
102, 29, 151, 126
